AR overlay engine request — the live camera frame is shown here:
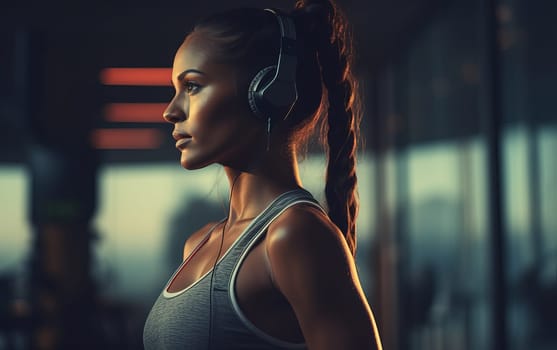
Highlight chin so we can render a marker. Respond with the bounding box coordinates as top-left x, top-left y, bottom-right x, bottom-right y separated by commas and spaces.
179, 152, 213, 171
179, 158, 206, 171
